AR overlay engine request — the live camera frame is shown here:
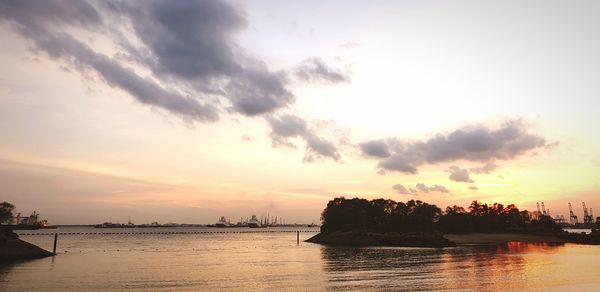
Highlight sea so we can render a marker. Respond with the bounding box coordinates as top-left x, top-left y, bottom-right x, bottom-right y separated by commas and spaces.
2, 226, 600, 291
